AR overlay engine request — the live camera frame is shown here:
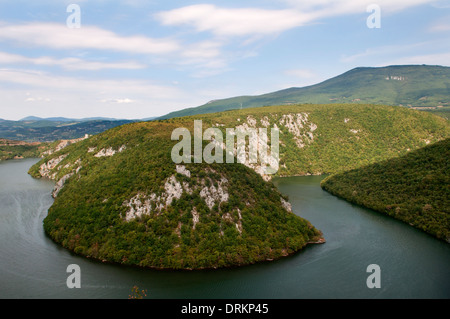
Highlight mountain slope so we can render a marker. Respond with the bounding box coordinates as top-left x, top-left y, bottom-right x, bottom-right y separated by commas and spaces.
159, 65, 450, 119
28, 119, 323, 270
321, 138, 450, 242
169, 103, 449, 177
28, 103, 448, 269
